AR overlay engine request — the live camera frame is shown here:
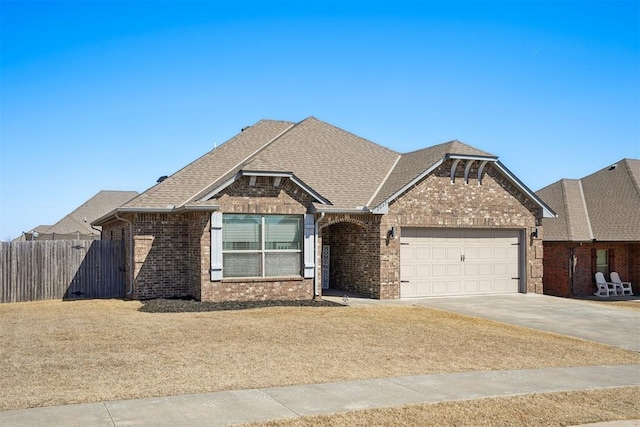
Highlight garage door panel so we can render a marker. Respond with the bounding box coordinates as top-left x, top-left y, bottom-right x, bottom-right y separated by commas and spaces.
465, 247, 479, 259
447, 264, 461, 276
400, 245, 414, 260
464, 263, 478, 275
479, 279, 492, 292
416, 264, 430, 277
494, 279, 508, 292
432, 281, 448, 294
401, 281, 416, 297
415, 281, 431, 296
400, 228, 521, 298
432, 264, 447, 276
446, 280, 462, 294
432, 247, 447, 259
446, 247, 461, 260
494, 247, 506, 259
416, 247, 430, 260
464, 280, 479, 293
479, 264, 492, 275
